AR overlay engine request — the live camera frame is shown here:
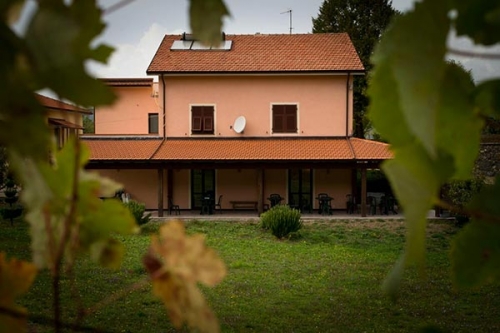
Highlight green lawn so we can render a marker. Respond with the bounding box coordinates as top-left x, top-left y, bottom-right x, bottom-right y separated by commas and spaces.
1, 218, 499, 332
